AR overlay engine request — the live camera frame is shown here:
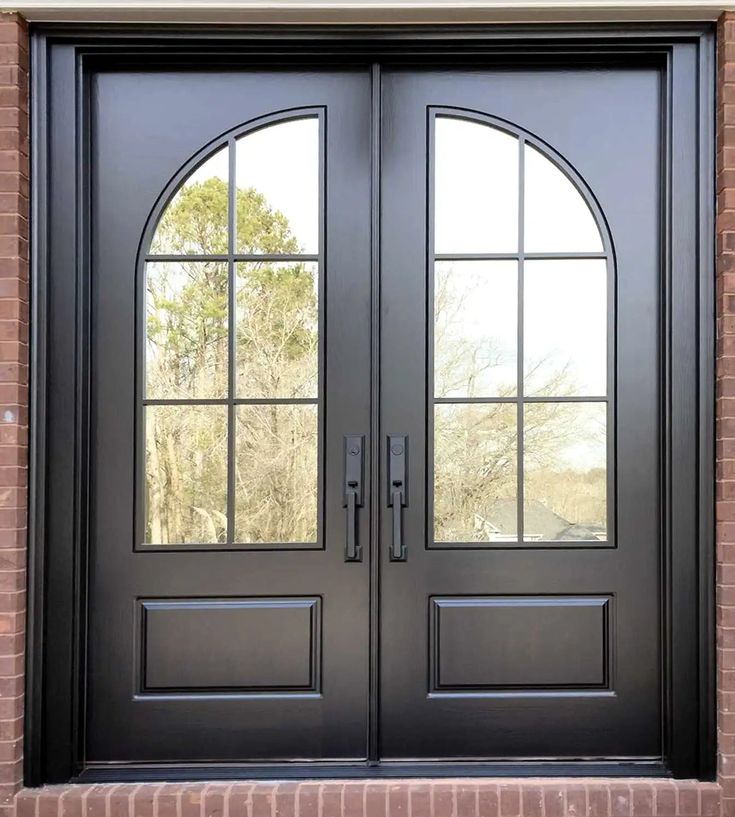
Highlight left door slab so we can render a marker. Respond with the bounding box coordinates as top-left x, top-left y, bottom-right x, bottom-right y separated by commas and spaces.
86, 69, 373, 763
